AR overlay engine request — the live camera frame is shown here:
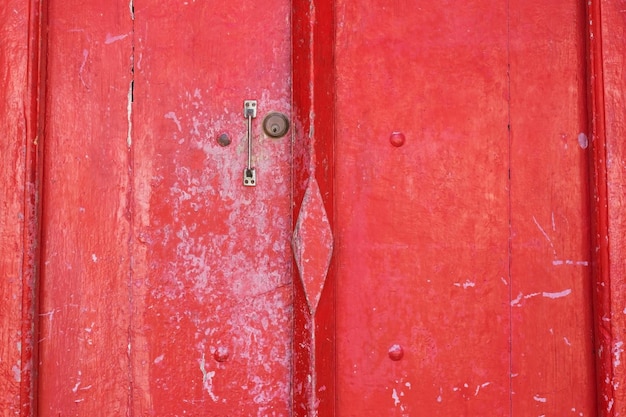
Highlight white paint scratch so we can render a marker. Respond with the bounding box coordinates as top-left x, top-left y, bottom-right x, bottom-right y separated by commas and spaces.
391, 388, 400, 406
104, 33, 129, 44
613, 341, 624, 368
79, 49, 89, 89
533, 395, 547, 403
199, 353, 218, 402
165, 111, 183, 132
154, 354, 164, 364
12, 365, 21, 382
511, 292, 524, 306
552, 260, 589, 267
578, 132, 589, 149
91, 253, 98, 263
542, 289, 572, 299
512, 289, 572, 306
534, 216, 589, 267
127, 81, 133, 147
454, 280, 475, 289
533, 216, 556, 256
